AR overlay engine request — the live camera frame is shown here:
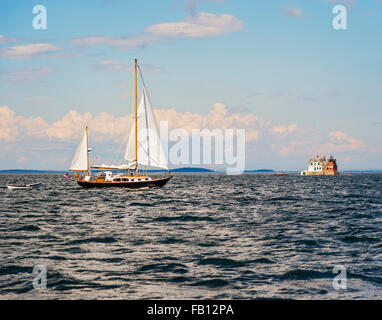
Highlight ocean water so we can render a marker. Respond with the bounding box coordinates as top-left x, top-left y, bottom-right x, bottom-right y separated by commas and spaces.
0, 173, 381, 300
